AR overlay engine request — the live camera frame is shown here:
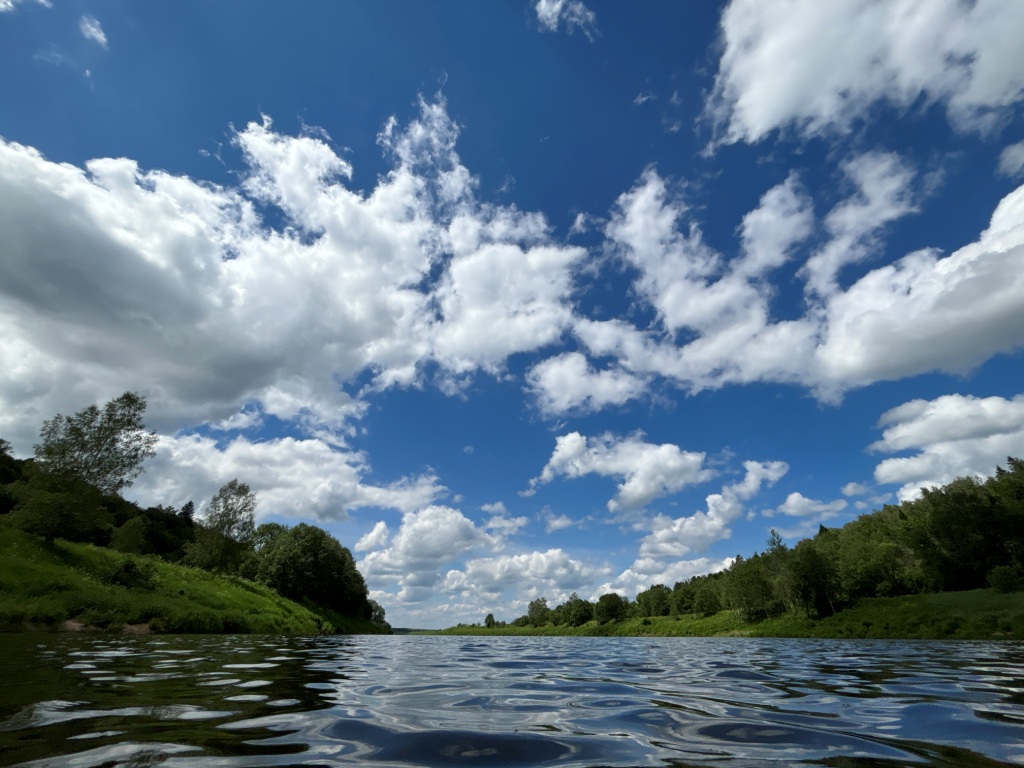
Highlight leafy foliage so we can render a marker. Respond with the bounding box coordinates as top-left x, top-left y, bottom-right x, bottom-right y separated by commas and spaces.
184, 480, 257, 573
255, 523, 370, 618
595, 592, 626, 624
33, 392, 157, 496
527, 597, 551, 626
